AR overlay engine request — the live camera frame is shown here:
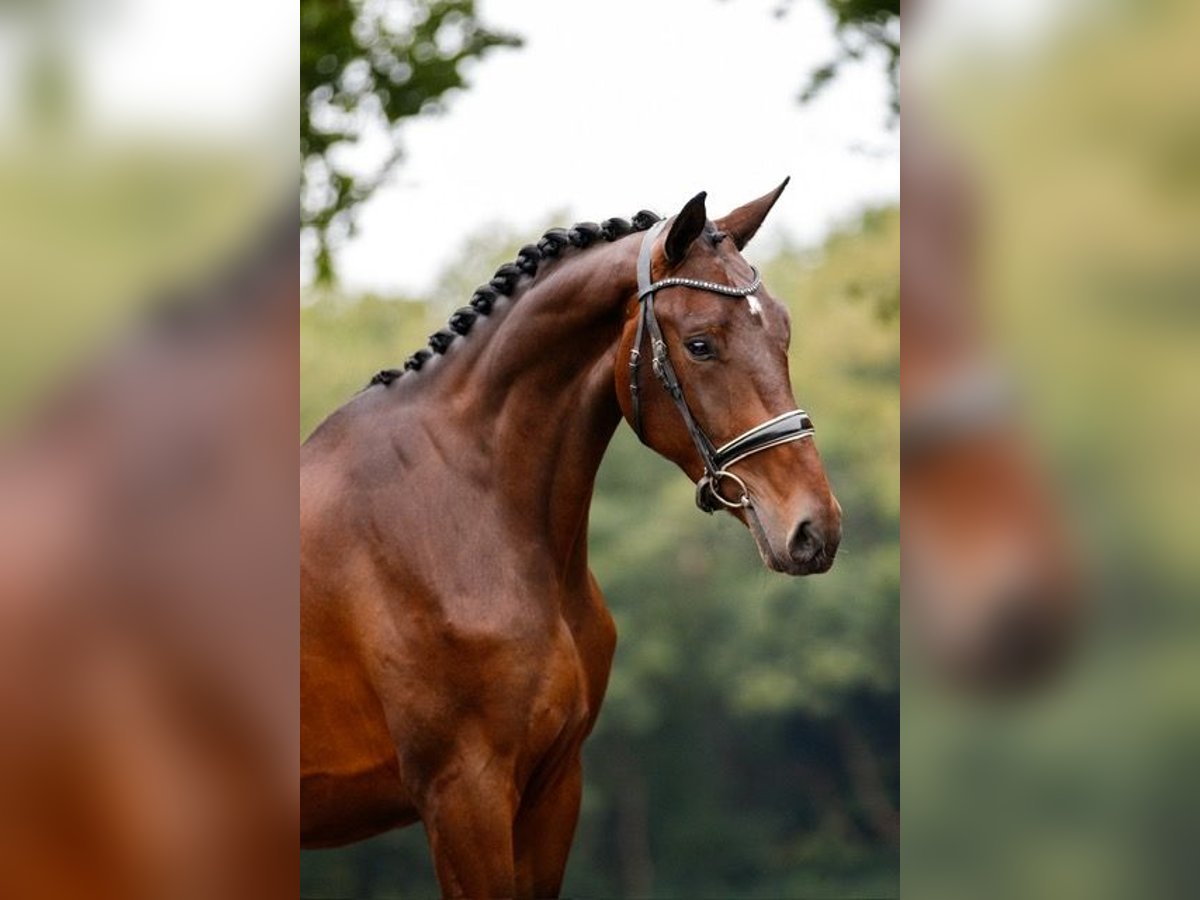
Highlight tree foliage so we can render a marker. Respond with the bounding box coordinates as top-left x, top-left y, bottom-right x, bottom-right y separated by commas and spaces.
792, 0, 900, 120
300, 0, 519, 282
